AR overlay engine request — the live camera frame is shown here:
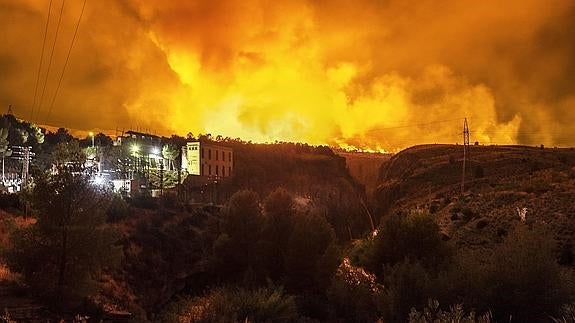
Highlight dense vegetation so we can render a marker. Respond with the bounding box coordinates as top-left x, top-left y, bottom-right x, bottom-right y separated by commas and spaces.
0, 121, 574, 322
